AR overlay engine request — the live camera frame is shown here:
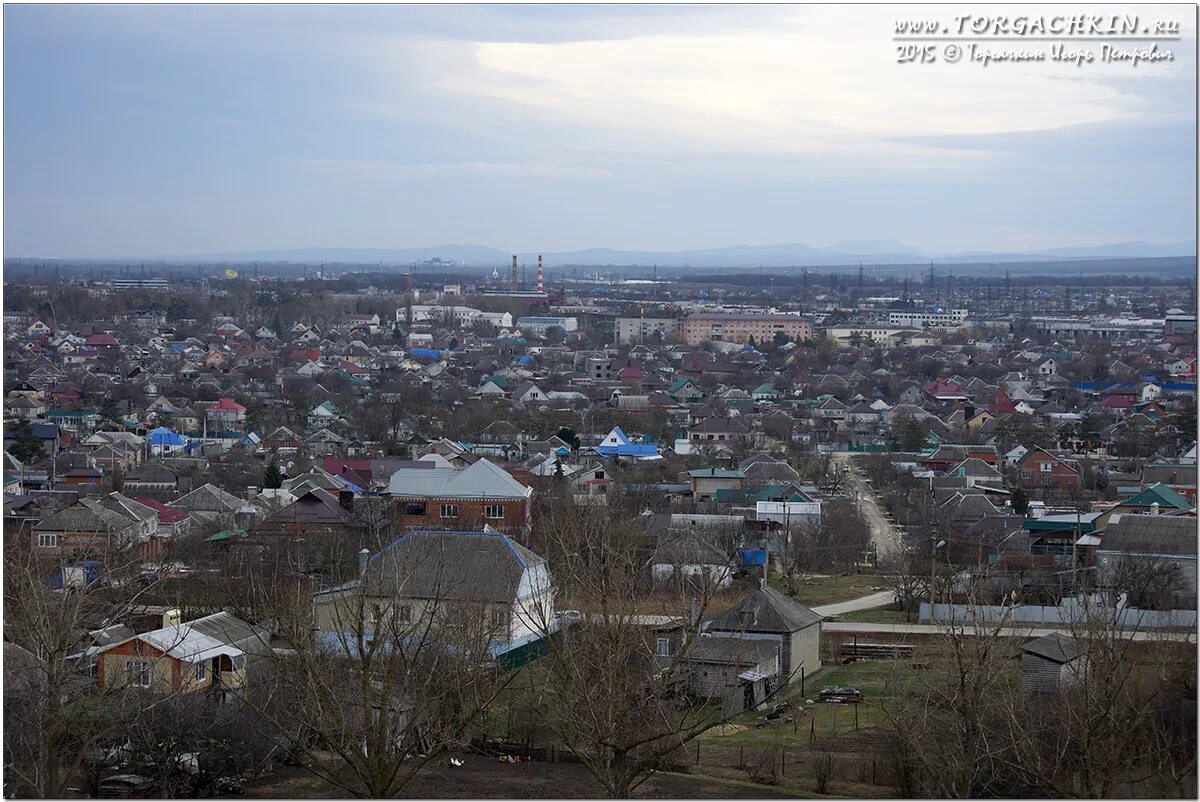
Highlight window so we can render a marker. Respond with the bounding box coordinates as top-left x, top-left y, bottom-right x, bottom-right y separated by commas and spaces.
403, 502, 427, 516
492, 609, 508, 631
37, 533, 57, 548
440, 504, 460, 519
1020, 470, 1031, 479
397, 605, 412, 623
484, 504, 504, 520
656, 637, 673, 657
1042, 476, 1052, 486
195, 661, 206, 683
126, 660, 151, 688
1040, 462, 1053, 473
